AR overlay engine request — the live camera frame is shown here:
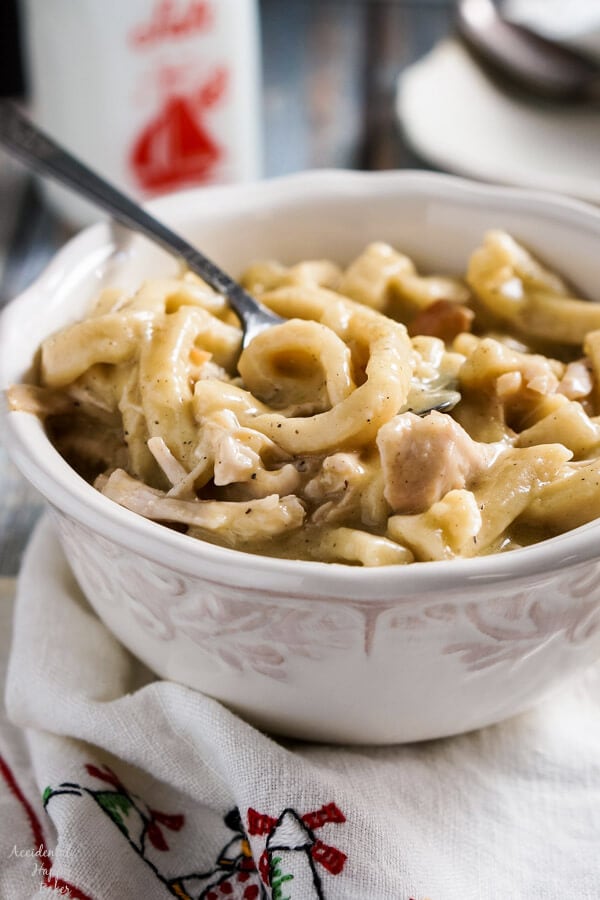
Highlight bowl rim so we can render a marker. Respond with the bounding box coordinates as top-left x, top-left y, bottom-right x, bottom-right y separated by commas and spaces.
3, 167, 600, 596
